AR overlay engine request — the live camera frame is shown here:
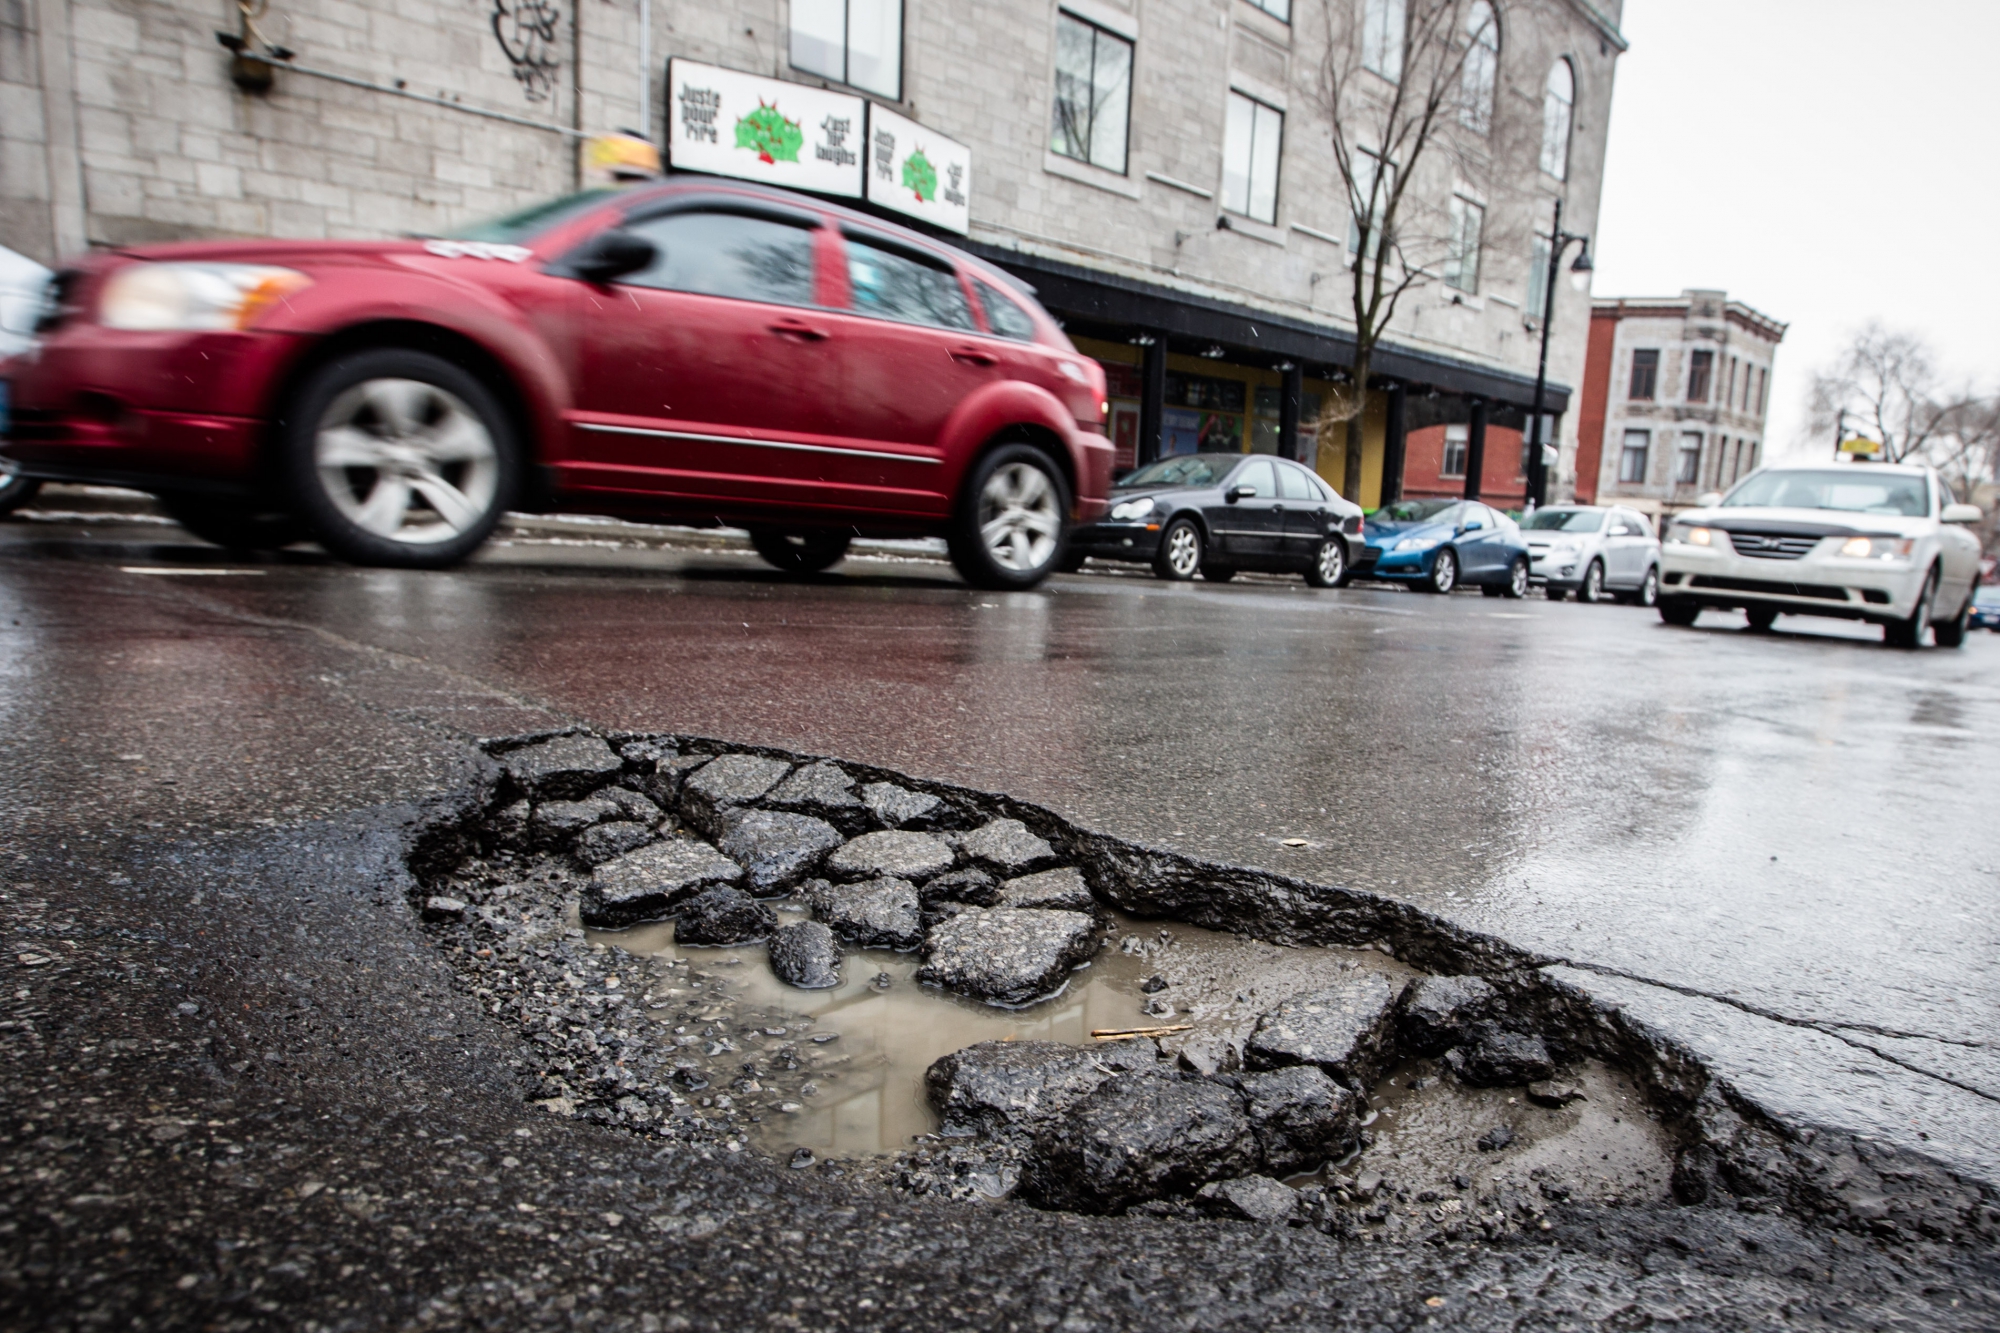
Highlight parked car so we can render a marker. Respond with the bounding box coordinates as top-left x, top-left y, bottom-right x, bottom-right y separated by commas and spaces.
1969, 584, 2000, 632
1354, 498, 1531, 596
0, 245, 51, 515
1657, 463, 1984, 647
1069, 452, 1363, 585
1522, 503, 1660, 605
0, 180, 1112, 587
